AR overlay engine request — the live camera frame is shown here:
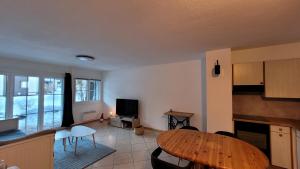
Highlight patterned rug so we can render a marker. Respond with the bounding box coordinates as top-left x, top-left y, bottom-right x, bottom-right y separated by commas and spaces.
54, 138, 115, 169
